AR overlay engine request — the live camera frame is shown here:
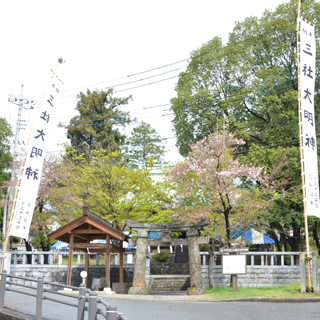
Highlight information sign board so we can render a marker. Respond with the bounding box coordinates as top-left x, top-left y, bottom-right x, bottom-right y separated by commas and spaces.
222, 254, 247, 275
